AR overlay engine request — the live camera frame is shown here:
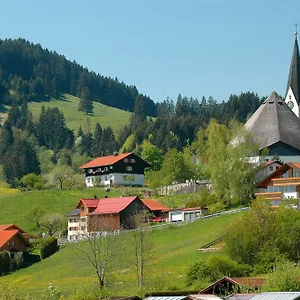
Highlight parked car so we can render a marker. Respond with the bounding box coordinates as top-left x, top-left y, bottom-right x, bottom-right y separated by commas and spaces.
152, 217, 166, 223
